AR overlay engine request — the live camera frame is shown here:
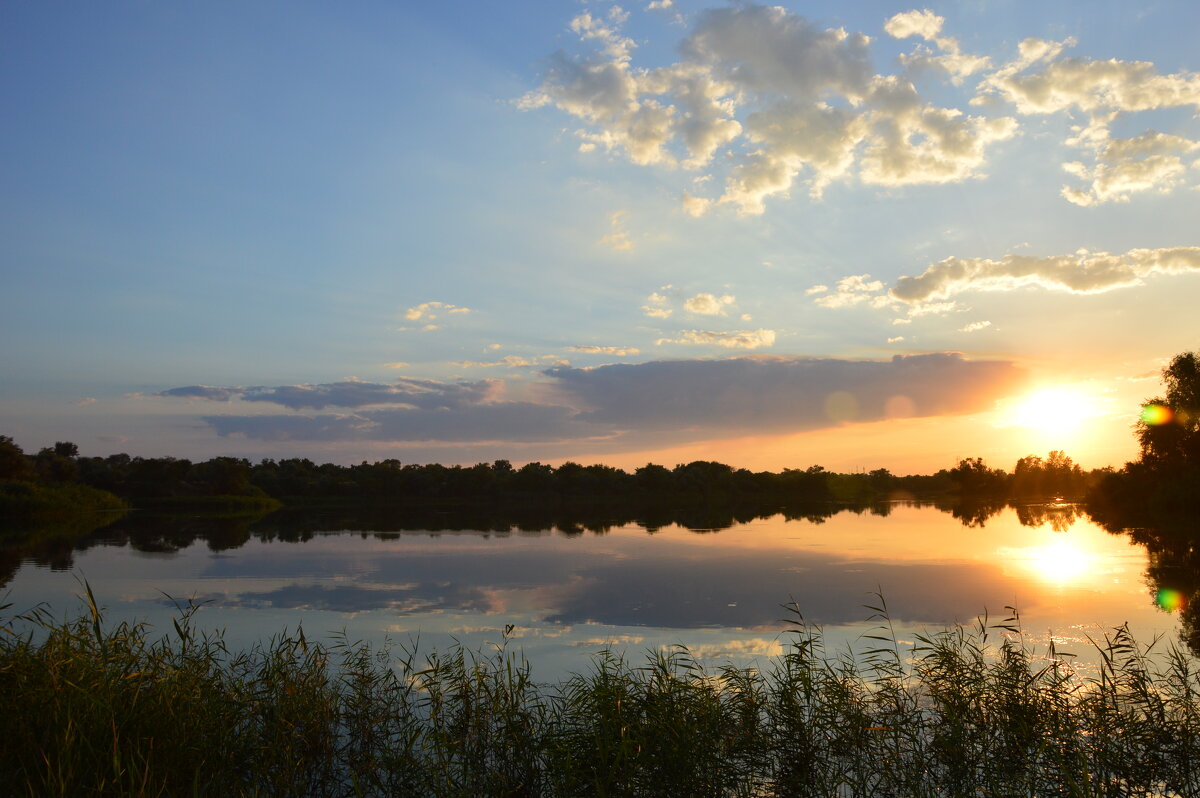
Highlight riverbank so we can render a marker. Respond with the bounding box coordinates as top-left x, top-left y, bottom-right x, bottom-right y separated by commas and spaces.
2, 596, 1196, 796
